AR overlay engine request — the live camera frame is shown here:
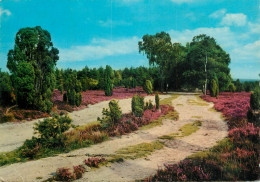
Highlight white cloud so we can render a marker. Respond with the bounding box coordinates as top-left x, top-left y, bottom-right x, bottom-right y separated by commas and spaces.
209, 9, 226, 18
0, 7, 11, 17
168, 26, 242, 49
232, 40, 260, 63
220, 13, 247, 26
59, 36, 139, 62
249, 22, 260, 34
